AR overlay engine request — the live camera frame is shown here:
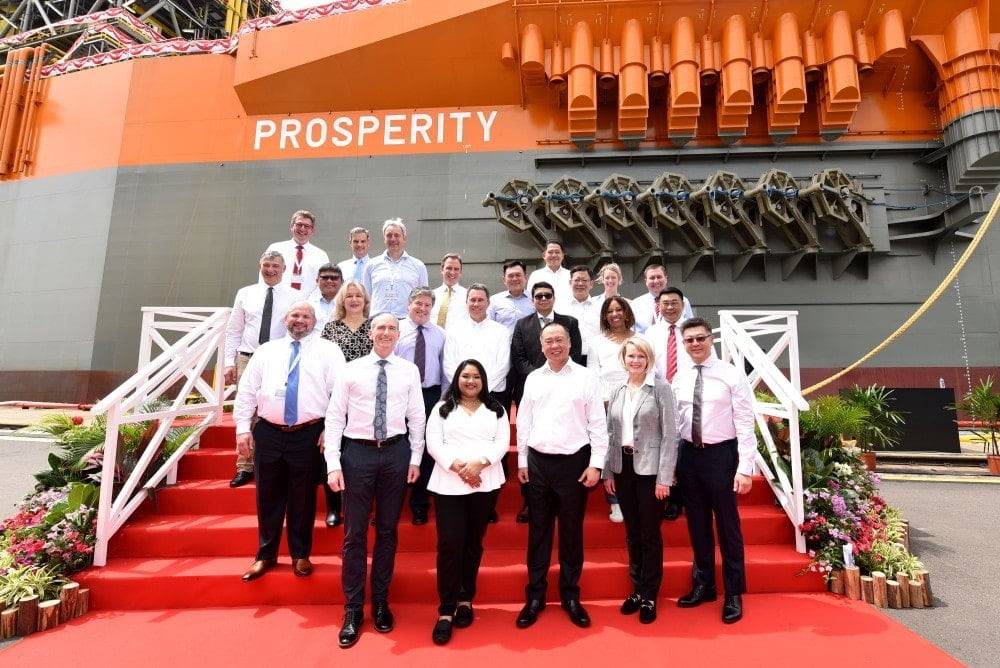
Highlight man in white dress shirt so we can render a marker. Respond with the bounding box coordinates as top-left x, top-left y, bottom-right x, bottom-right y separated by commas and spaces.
560, 265, 602, 358
514, 322, 608, 630
224, 251, 299, 487
672, 317, 755, 625
364, 218, 429, 318
325, 313, 426, 648
631, 264, 694, 333
443, 283, 512, 406
307, 263, 343, 331
337, 226, 371, 283
234, 302, 346, 583
526, 240, 572, 307
430, 253, 468, 329
266, 210, 331, 295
